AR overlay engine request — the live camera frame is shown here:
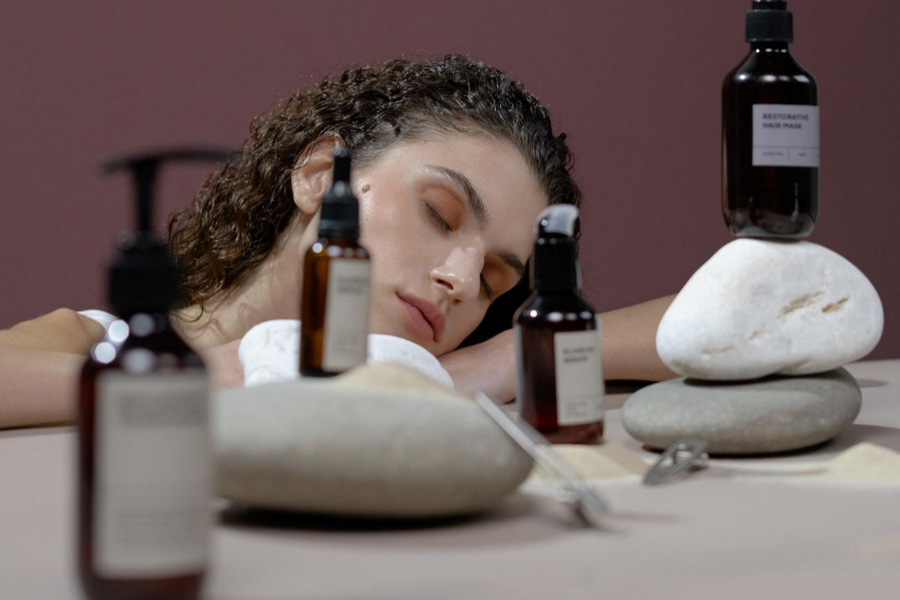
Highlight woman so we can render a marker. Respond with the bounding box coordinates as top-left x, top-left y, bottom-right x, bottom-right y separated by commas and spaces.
0, 55, 674, 429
